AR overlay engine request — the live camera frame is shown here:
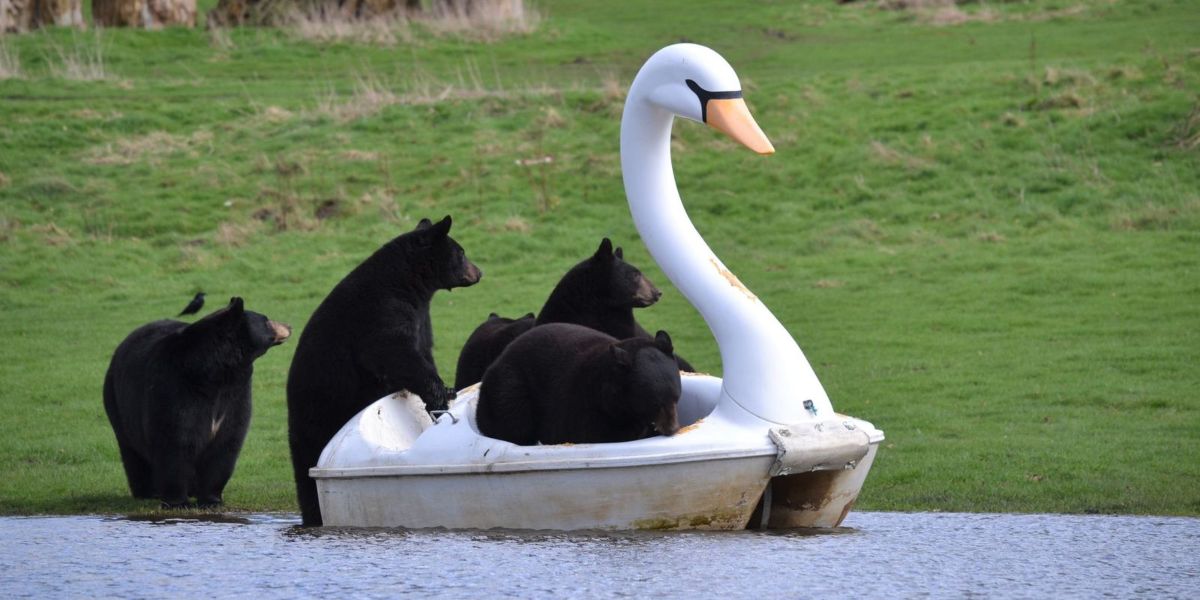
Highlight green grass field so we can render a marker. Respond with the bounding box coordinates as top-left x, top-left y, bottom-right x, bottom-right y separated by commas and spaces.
1, 0, 1197, 517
